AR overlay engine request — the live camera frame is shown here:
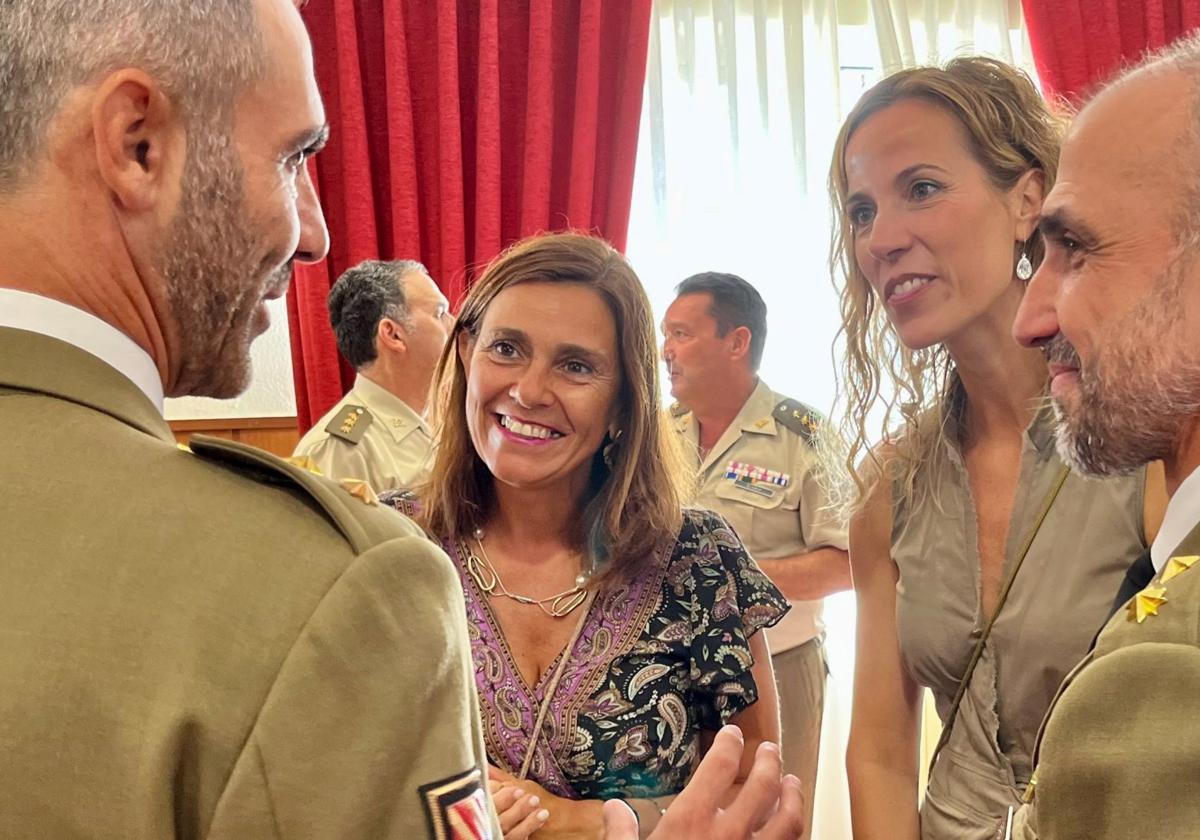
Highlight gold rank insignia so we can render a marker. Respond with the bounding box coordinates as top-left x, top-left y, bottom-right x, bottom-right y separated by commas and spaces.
1163, 554, 1199, 583
1126, 584, 1168, 623
338, 478, 378, 506
773, 398, 821, 445
285, 455, 323, 476
754, 417, 769, 429
325, 403, 373, 445
176, 442, 193, 453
